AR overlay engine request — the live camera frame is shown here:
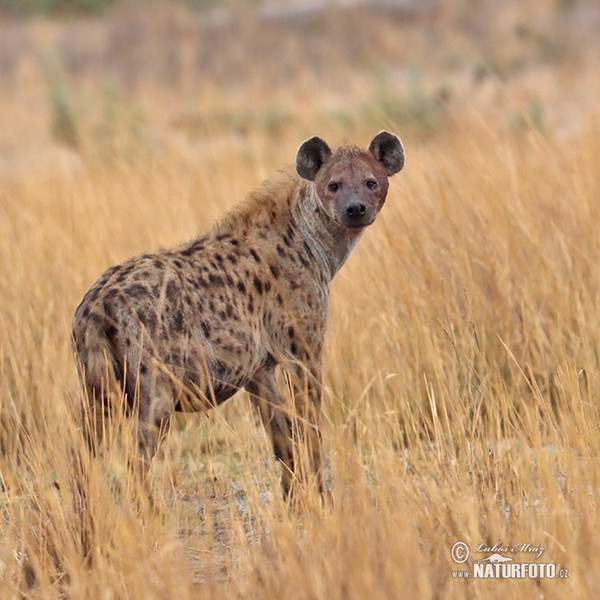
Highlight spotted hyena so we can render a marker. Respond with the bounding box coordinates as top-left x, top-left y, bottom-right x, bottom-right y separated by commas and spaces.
72, 131, 405, 496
